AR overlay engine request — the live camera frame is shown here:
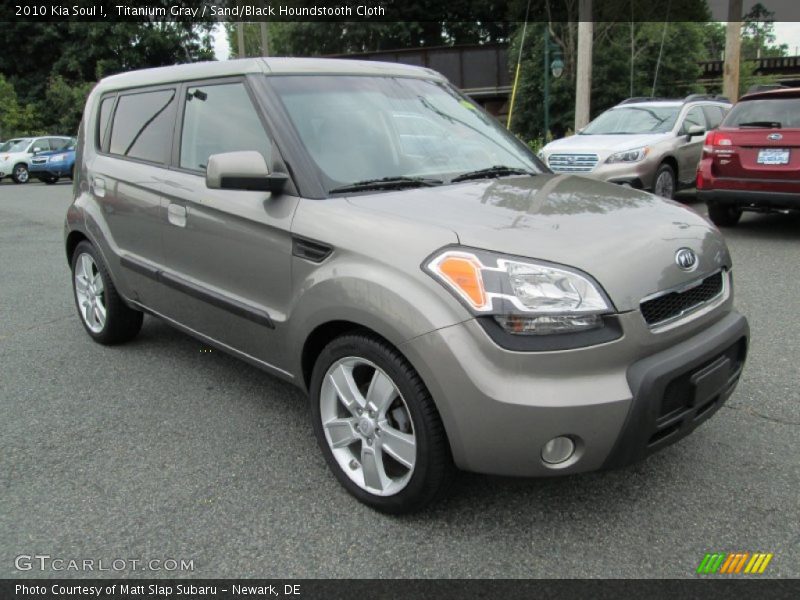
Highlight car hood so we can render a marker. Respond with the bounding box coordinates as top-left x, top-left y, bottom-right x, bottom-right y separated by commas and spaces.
0, 151, 30, 161
346, 175, 730, 312
543, 133, 671, 155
